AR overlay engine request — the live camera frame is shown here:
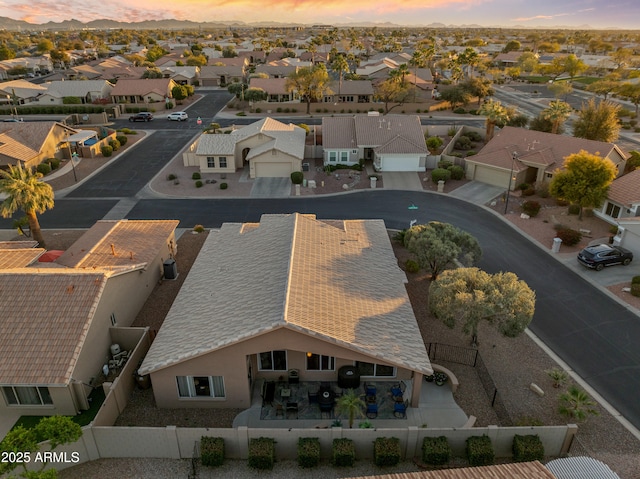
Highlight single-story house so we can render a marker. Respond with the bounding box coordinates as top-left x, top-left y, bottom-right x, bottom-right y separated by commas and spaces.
322, 114, 428, 171
464, 126, 628, 189
0, 121, 76, 169
249, 78, 296, 102
183, 117, 306, 178
160, 66, 200, 85
36, 80, 115, 105
138, 213, 432, 409
0, 79, 48, 106
254, 64, 298, 79
110, 78, 179, 106
323, 80, 374, 103
0, 219, 179, 416
198, 65, 245, 87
